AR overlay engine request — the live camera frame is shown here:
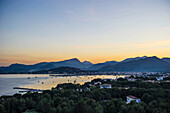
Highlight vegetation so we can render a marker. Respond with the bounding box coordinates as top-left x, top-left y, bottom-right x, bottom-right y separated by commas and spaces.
0, 79, 170, 113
